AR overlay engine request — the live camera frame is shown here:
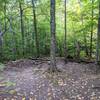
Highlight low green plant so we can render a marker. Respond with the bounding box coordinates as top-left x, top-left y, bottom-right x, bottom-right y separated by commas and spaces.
0, 63, 6, 71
